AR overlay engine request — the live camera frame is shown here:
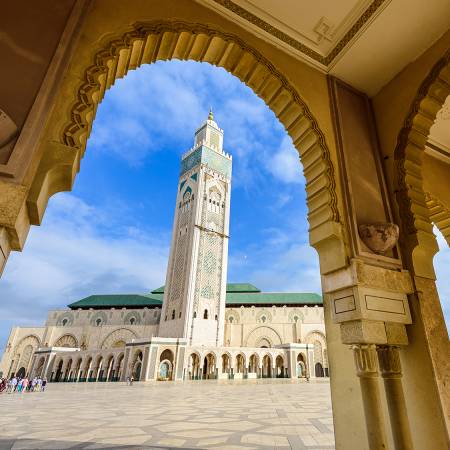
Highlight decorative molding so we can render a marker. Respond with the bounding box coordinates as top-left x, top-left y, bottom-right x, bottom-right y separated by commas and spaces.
210, 0, 388, 66
425, 192, 450, 246
352, 344, 379, 377
101, 328, 138, 350
394, 50, 450, 277
376, 345, 402, 378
